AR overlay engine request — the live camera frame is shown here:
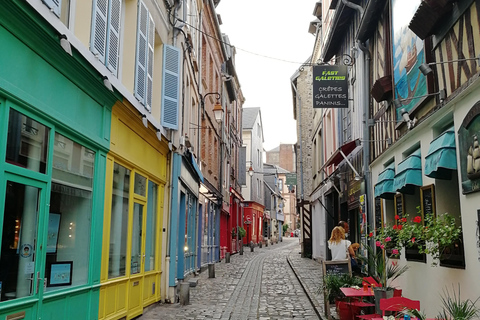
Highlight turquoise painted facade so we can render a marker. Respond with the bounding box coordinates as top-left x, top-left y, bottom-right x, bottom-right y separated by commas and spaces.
0, 2, 117, 319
